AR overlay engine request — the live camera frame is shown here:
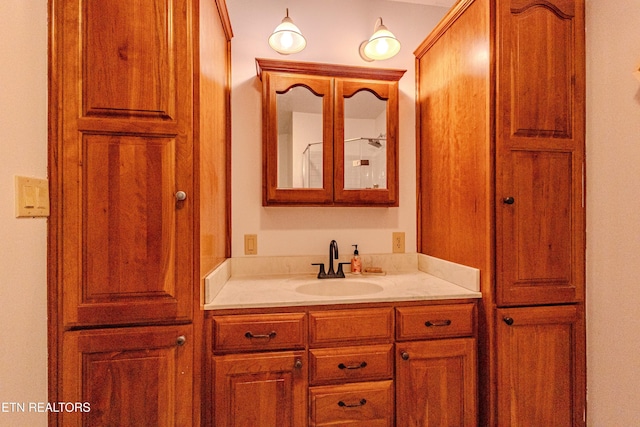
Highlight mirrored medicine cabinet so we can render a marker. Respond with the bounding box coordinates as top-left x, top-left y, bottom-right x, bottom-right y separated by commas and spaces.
256, 58, 406, 206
